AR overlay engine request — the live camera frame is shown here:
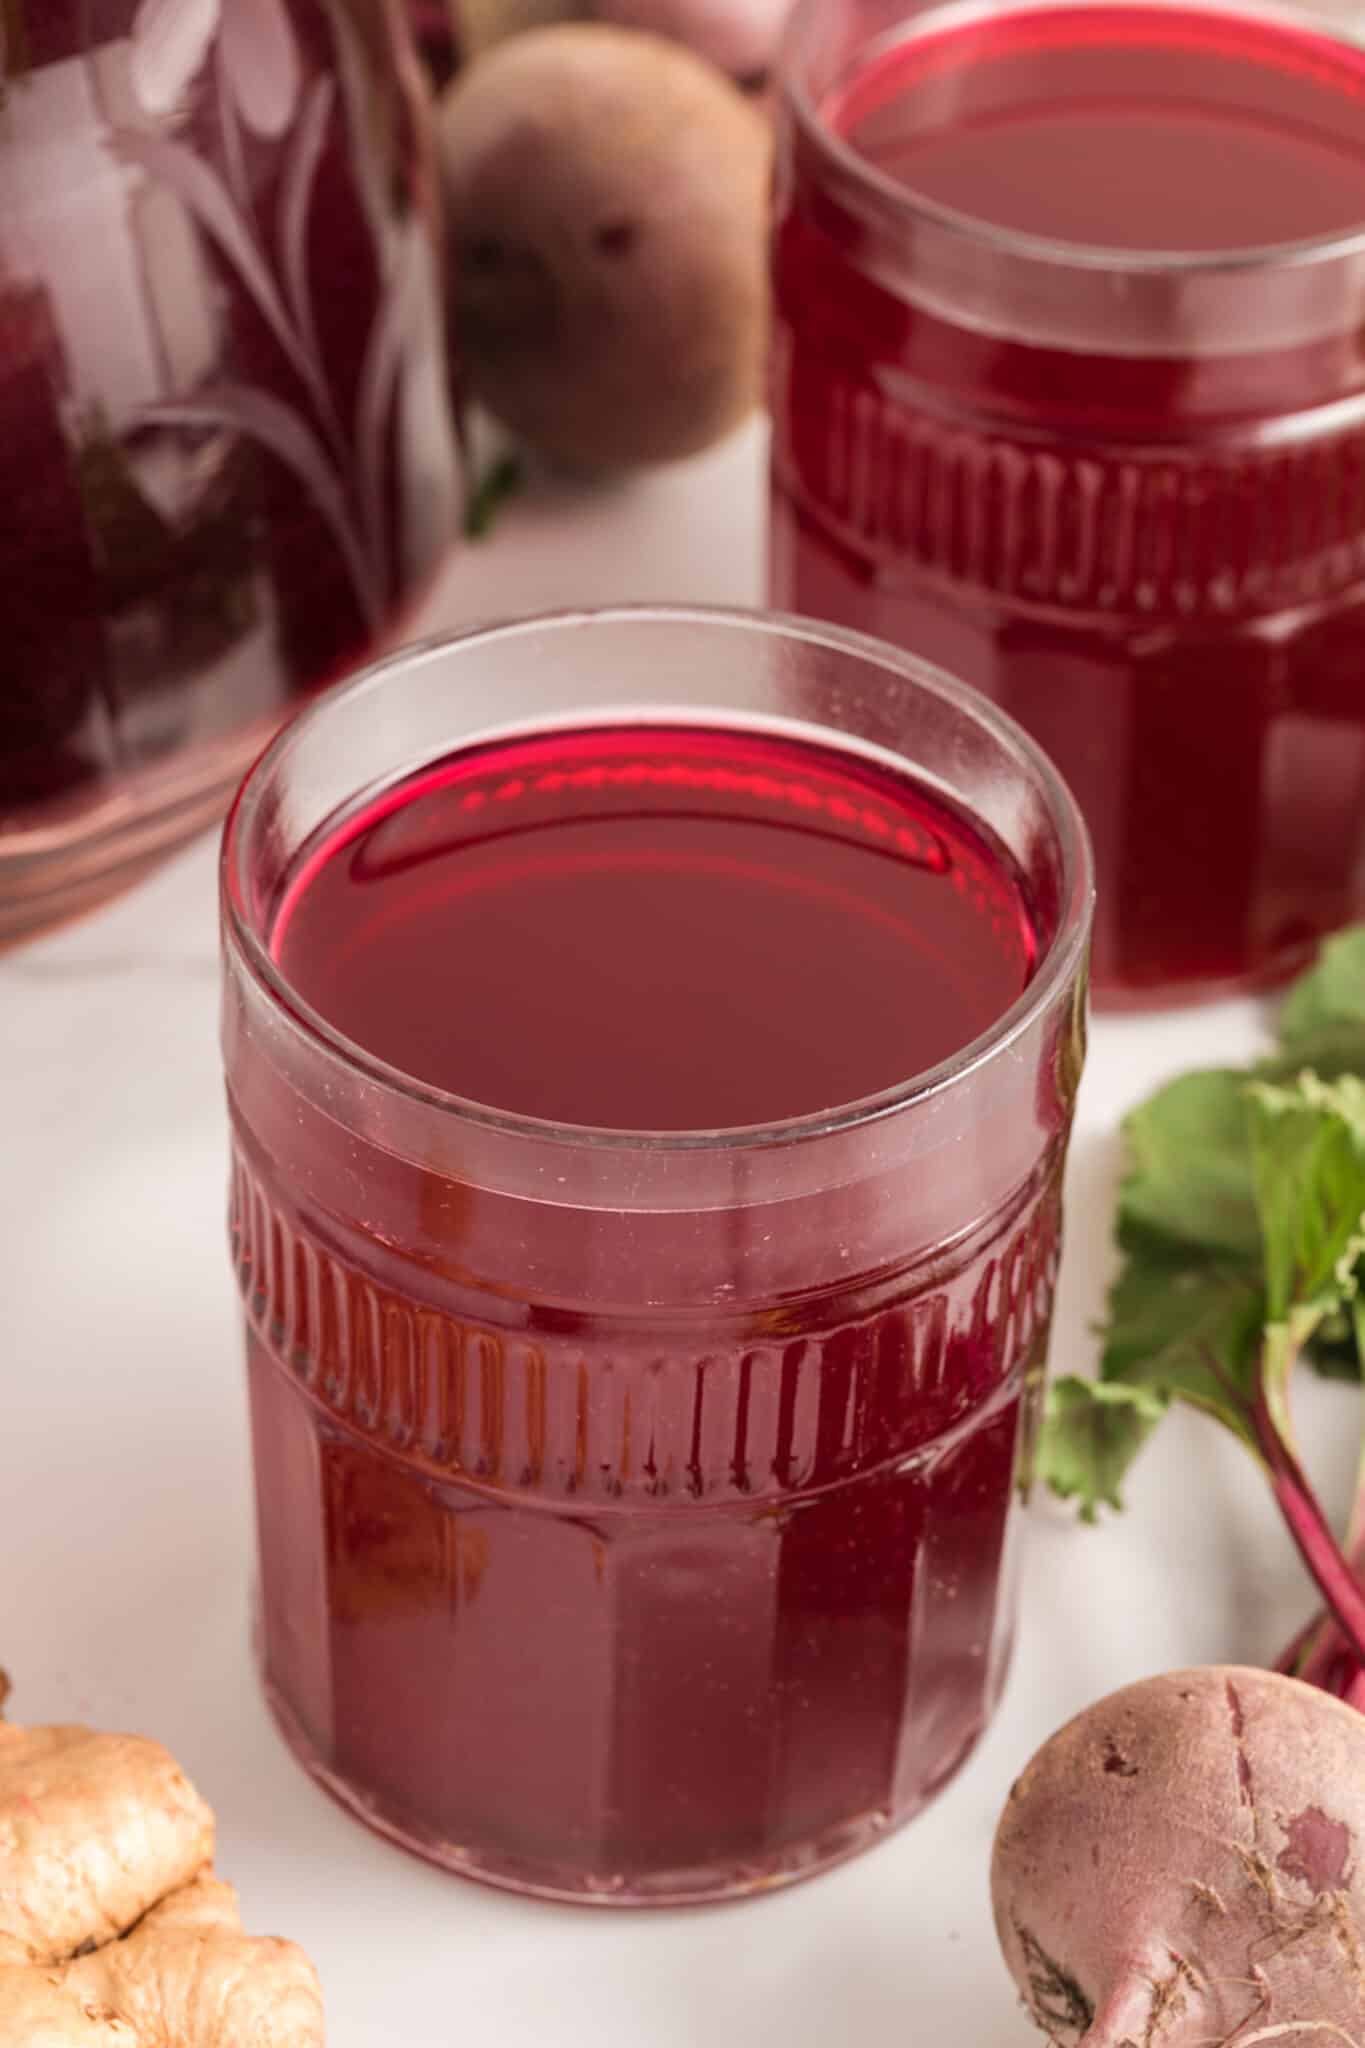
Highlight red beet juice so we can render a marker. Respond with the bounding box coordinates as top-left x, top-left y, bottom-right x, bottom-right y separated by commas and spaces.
272, 724, 1036, 1124
222, 614, 1092, 1903
771, 0, 1365, 1003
